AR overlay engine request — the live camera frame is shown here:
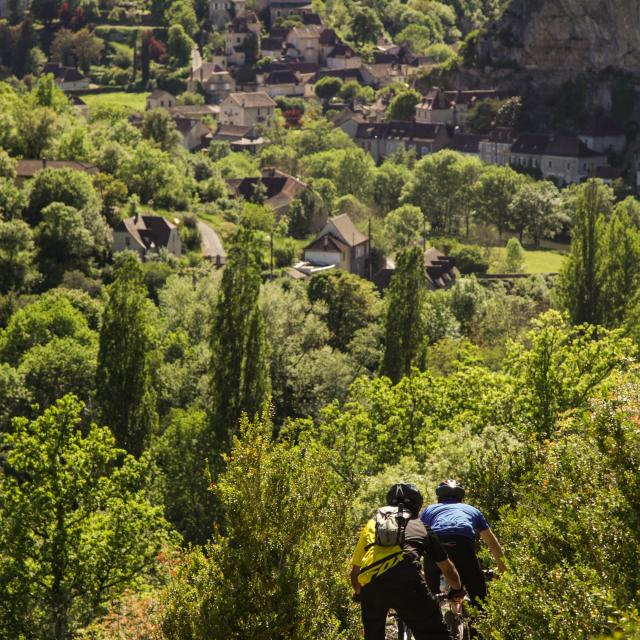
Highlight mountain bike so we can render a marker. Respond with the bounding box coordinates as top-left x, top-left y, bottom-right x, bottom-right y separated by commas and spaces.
437, 593, 470, 640
388, 611, 412, 640
437, 569, 495, 640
